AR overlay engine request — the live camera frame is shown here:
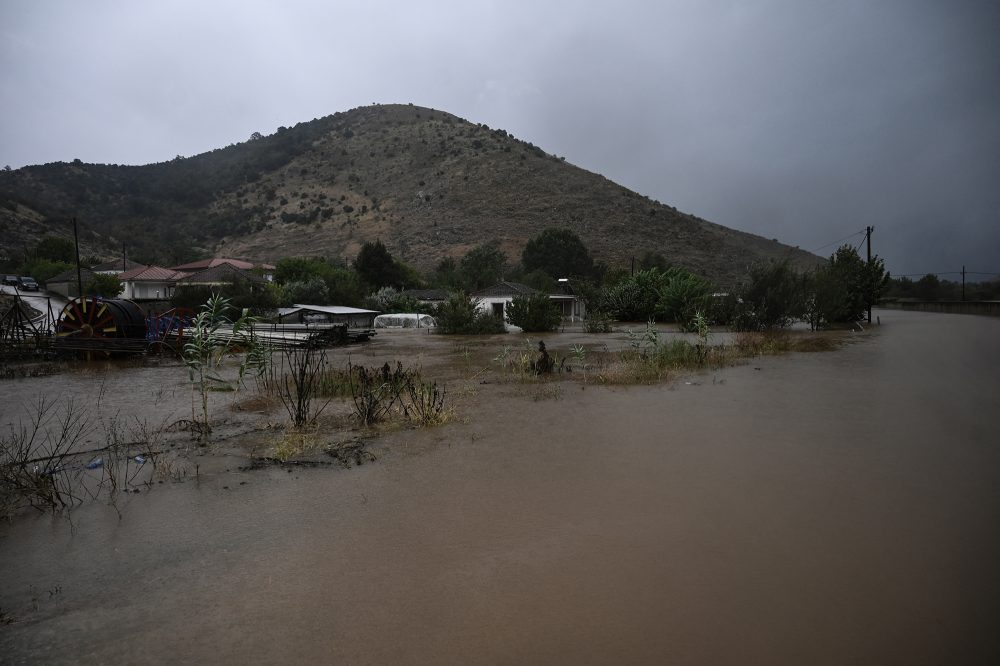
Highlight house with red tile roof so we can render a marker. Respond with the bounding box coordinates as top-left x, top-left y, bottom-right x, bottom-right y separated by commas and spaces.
174, 263, 266, 289
119, 265, 184, 300
171, 258, 275, 281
